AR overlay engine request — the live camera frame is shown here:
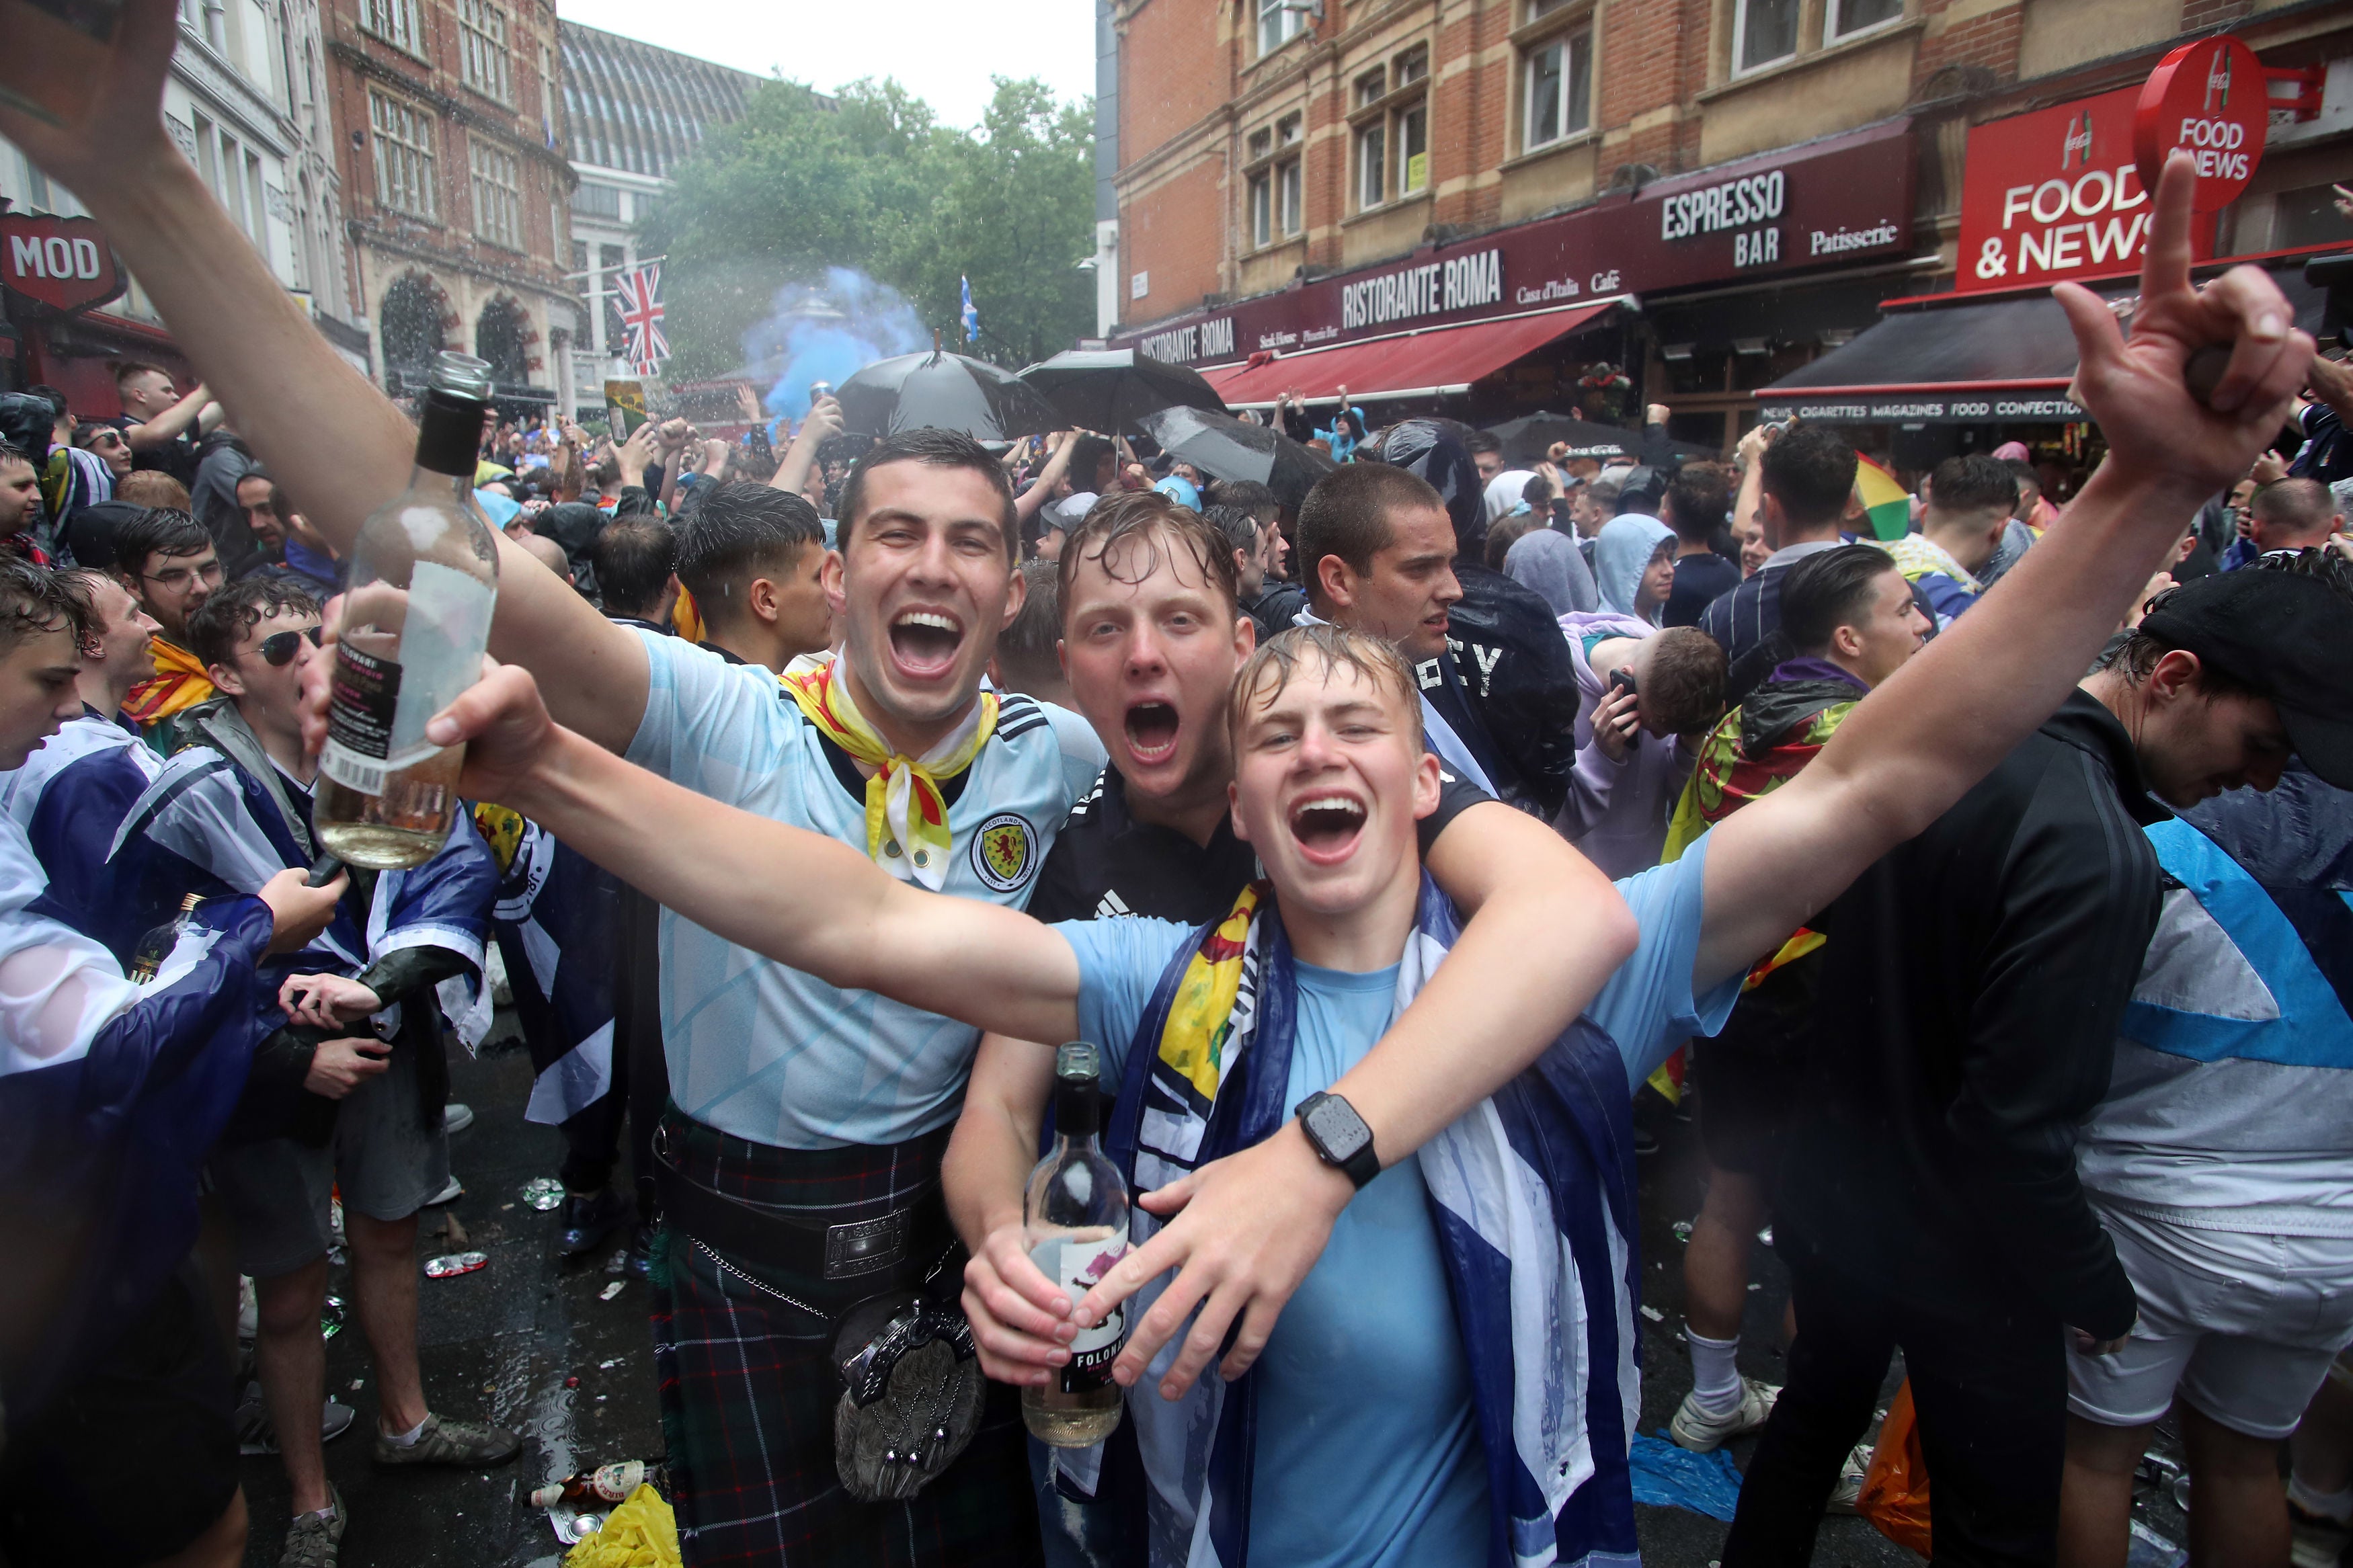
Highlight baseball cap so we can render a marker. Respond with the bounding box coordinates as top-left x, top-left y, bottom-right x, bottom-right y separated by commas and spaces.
1046, 492, 1099, 531
2138, 567, 2353, 788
